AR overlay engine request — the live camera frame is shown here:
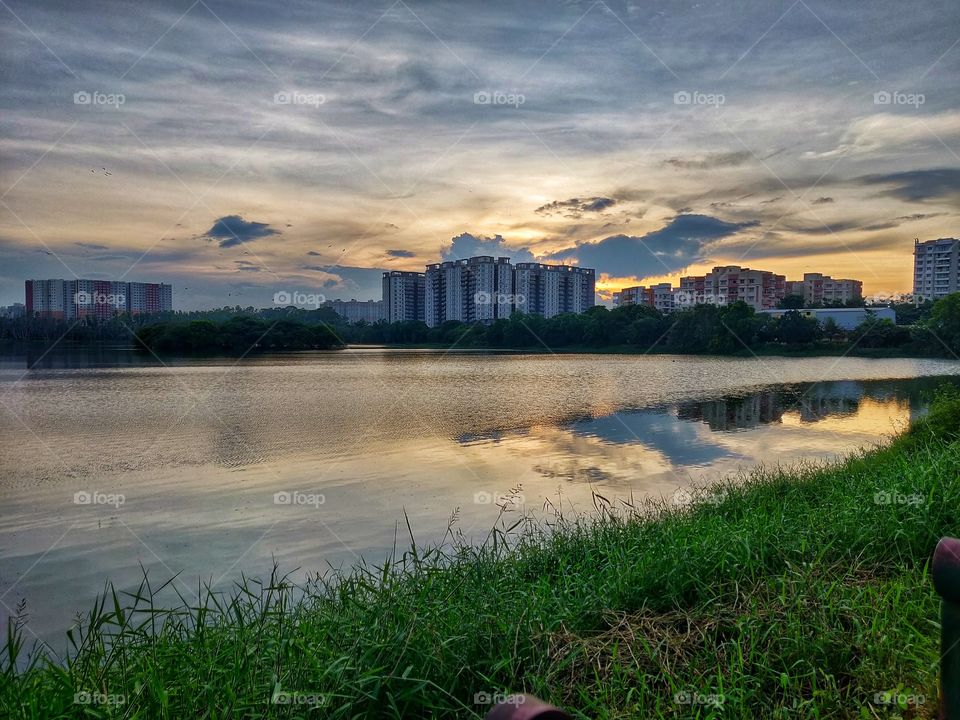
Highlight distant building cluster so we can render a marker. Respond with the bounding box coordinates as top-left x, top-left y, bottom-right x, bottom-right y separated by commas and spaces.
322, 299, 384, 323
614, 265, 862, 313
383, 257, 596, 327
24, 279, 172, 319
914, 238, 960, 300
